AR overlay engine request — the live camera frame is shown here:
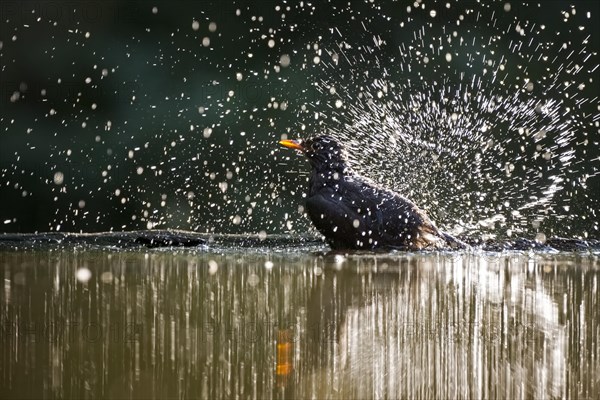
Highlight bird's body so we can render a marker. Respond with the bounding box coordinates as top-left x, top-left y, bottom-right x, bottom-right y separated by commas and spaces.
280, 135, 464, 251
306, 169, 442, 250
